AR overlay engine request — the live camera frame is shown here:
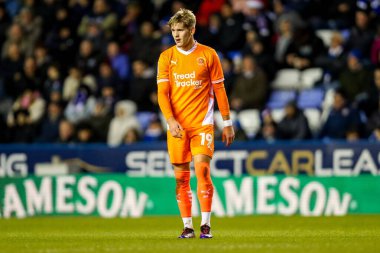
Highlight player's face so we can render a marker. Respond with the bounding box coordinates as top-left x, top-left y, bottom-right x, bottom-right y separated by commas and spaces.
171, 22, 195, 51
